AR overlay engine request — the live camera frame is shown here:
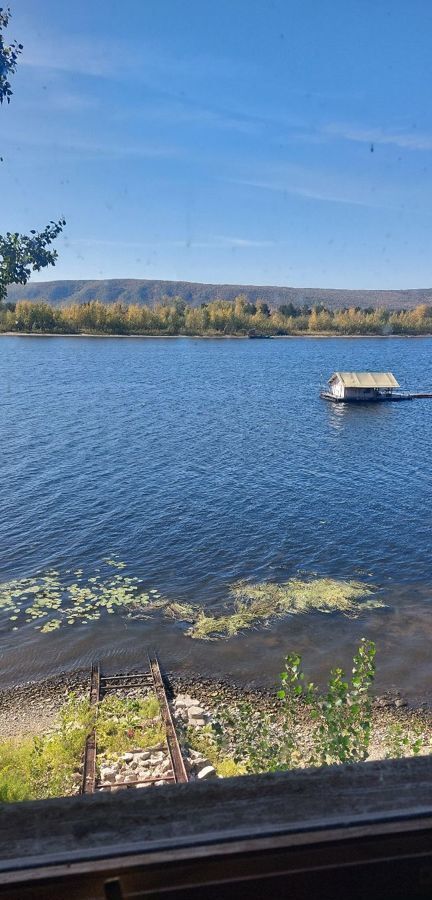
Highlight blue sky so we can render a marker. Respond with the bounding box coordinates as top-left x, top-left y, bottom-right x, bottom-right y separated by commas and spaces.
2, 0, 432, 289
